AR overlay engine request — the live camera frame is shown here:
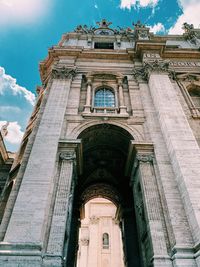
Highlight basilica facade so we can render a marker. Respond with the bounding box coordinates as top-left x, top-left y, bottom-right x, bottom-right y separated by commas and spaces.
0, 19, 200, 267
